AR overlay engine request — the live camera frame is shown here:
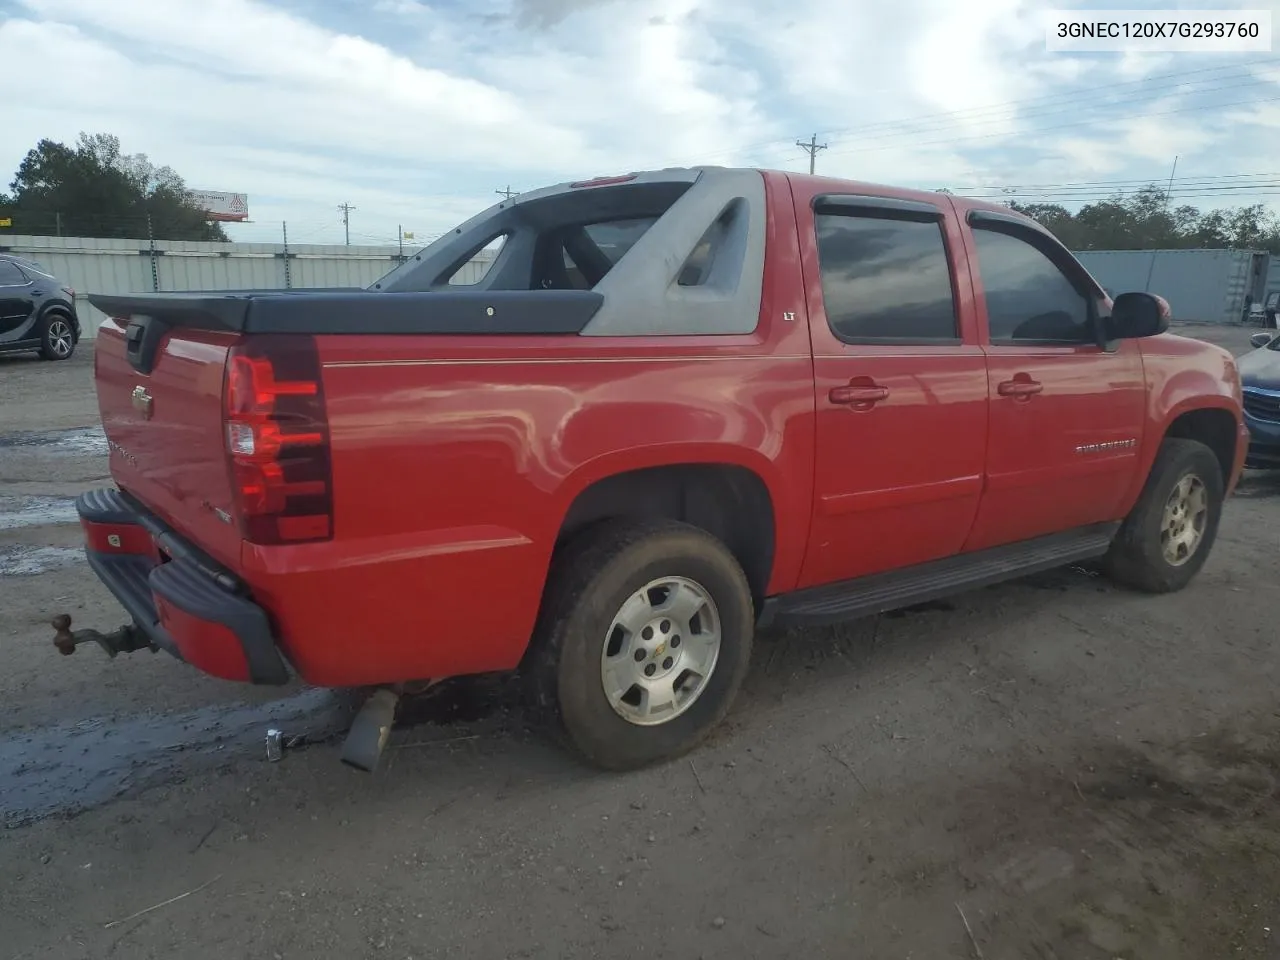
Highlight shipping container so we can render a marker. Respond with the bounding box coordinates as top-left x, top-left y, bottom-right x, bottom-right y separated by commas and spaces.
1073, 248, 1272, 325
